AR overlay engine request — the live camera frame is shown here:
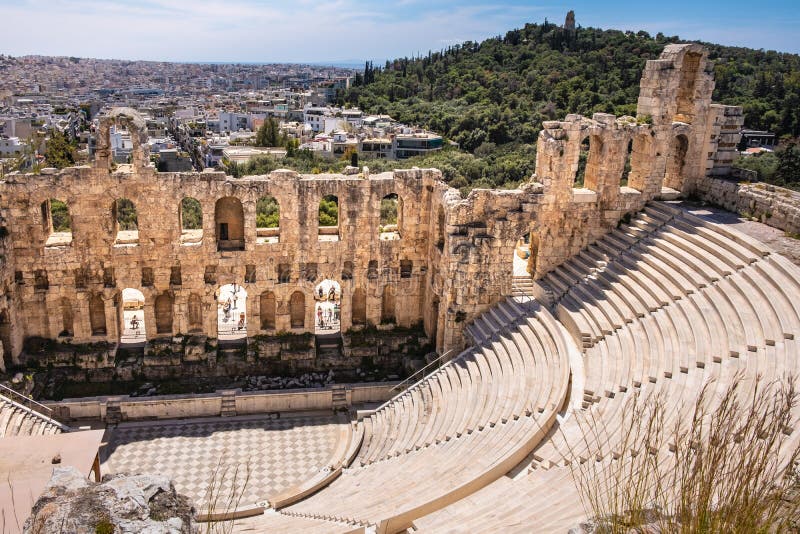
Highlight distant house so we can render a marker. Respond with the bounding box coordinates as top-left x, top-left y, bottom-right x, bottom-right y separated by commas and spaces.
738, 129, 776, 151
0, 137, 24, 157
394, 132, 443, 159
